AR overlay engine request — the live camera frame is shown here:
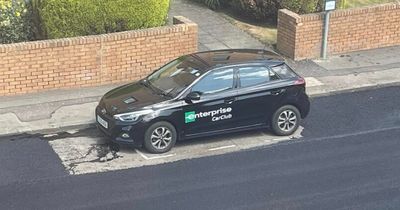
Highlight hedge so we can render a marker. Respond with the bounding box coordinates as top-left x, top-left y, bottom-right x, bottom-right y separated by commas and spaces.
280, 0, 324, 14
229, 0, 324, 21
36, 0, 170, 39
194, 0, 324, 21
191, 0, 226, 9
0, 0, 33, 44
